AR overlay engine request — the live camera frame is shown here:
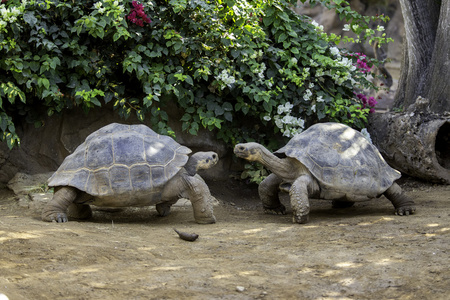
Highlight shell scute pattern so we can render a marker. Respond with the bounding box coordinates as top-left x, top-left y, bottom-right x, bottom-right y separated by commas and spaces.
48, 123, 192, 198
276, 123, 400, 198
